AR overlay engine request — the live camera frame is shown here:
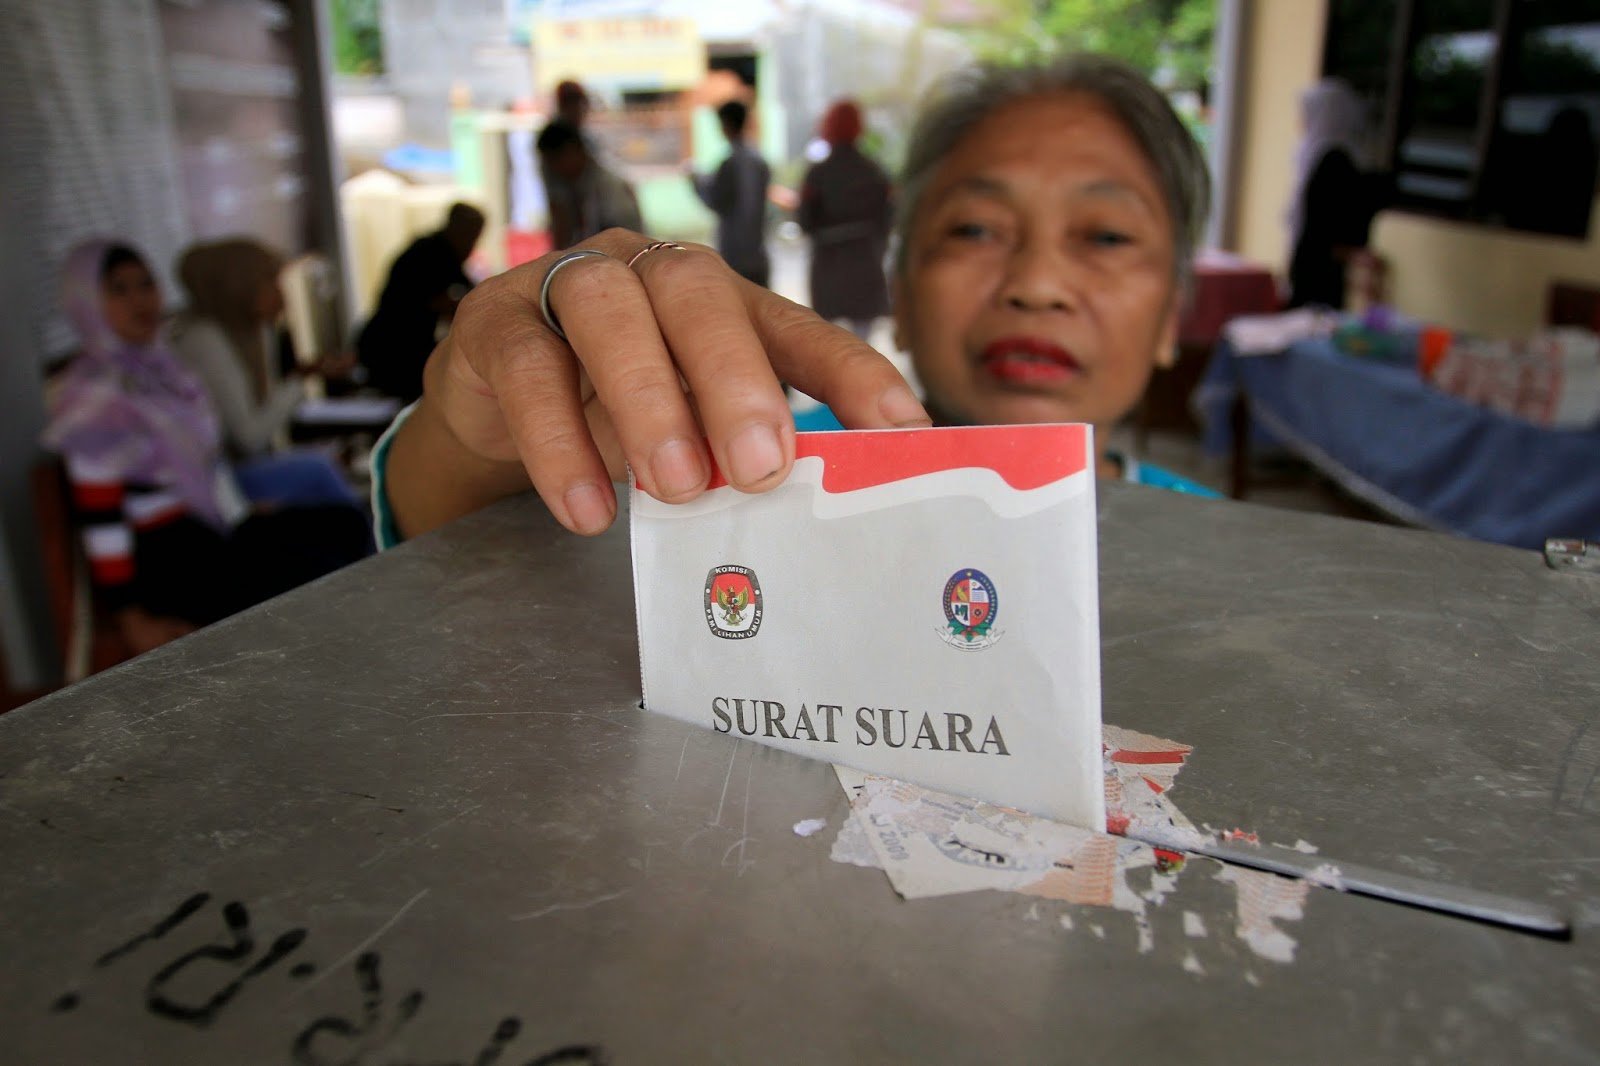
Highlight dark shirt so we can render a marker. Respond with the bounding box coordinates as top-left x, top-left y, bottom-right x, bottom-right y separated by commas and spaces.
358, 232, 470, 403
1288, 148, 1370, 310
